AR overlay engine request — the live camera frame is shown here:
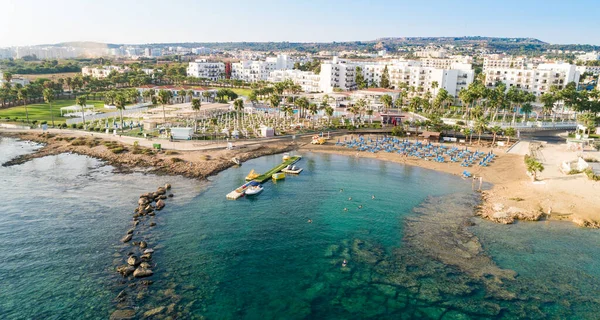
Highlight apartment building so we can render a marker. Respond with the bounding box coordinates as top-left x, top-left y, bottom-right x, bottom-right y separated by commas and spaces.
319, 57, 474, 97
319, 57, 358, 92
483, 54, 527, 69
576, 52, 600, 62
484, 63, 580, 96
82, 66, 130, 79
576, 65, 600, 75
420, 56, 473, 69
267, 69, 321, 92
186, 59, 225, 81
231, 54, 293, 82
